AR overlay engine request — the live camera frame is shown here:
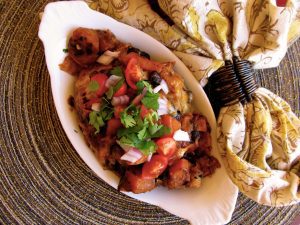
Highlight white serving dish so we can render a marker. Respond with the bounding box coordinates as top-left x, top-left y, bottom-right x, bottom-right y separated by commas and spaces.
39, 1, 238, 224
